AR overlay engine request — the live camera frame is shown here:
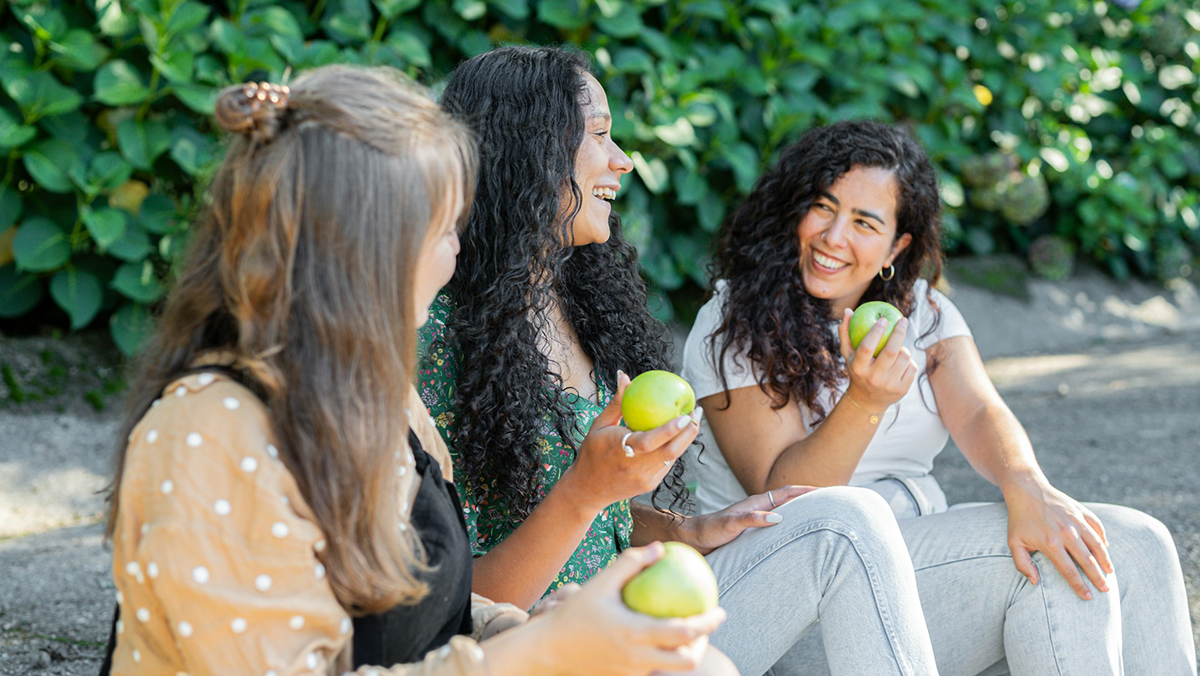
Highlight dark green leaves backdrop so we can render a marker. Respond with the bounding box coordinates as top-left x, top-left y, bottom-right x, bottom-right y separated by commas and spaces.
1, 0, 1197, 353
